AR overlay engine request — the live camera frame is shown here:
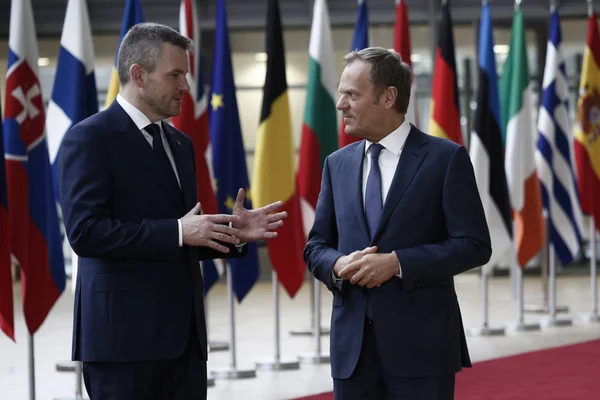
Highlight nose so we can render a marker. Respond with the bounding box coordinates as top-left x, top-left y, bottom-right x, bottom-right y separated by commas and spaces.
181, 76, 191, 92
336, 96, 348, 111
